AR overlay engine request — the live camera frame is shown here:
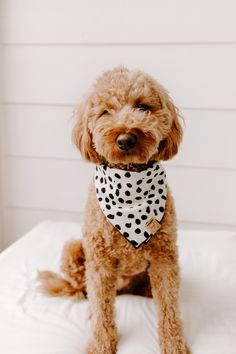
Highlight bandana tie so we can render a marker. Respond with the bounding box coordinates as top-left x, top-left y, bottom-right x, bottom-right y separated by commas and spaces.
95, 162, 167, 248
